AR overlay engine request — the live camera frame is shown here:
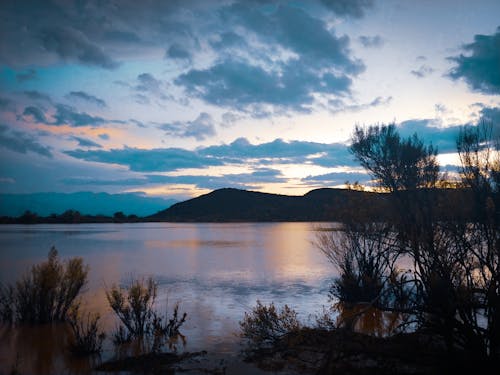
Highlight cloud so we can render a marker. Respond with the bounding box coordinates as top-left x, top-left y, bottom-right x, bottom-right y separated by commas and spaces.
53, 104, 106, 127
22, 106, 48, 123
0, 97, 10, 110
397, 119, 462, 153
66, 91, 107, 108
176, 58, 352, 113
65, 147, 224, 172
221, 112, 244, 127
166, 43, 192, 60
210, 31, 247, 50
70, 136, 102, 148
320, 0, 374, 18
411, 64, 435, 78
98, 133, 110, 140
61, 168, 287, 190
16, 69, 37, 82
64, 137, 356, 172
176, 3, 363, 113
23, 90, 52, 103
0, 124, 52, 158
40, 26, 119, 69
328, 96, 392, 114
159, 112, 216, 141
358, 35, 383, 48
200, 137, 355, 167
135, 73, 169, 101
303, 171, 370, 185
448, 27, 500, 95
